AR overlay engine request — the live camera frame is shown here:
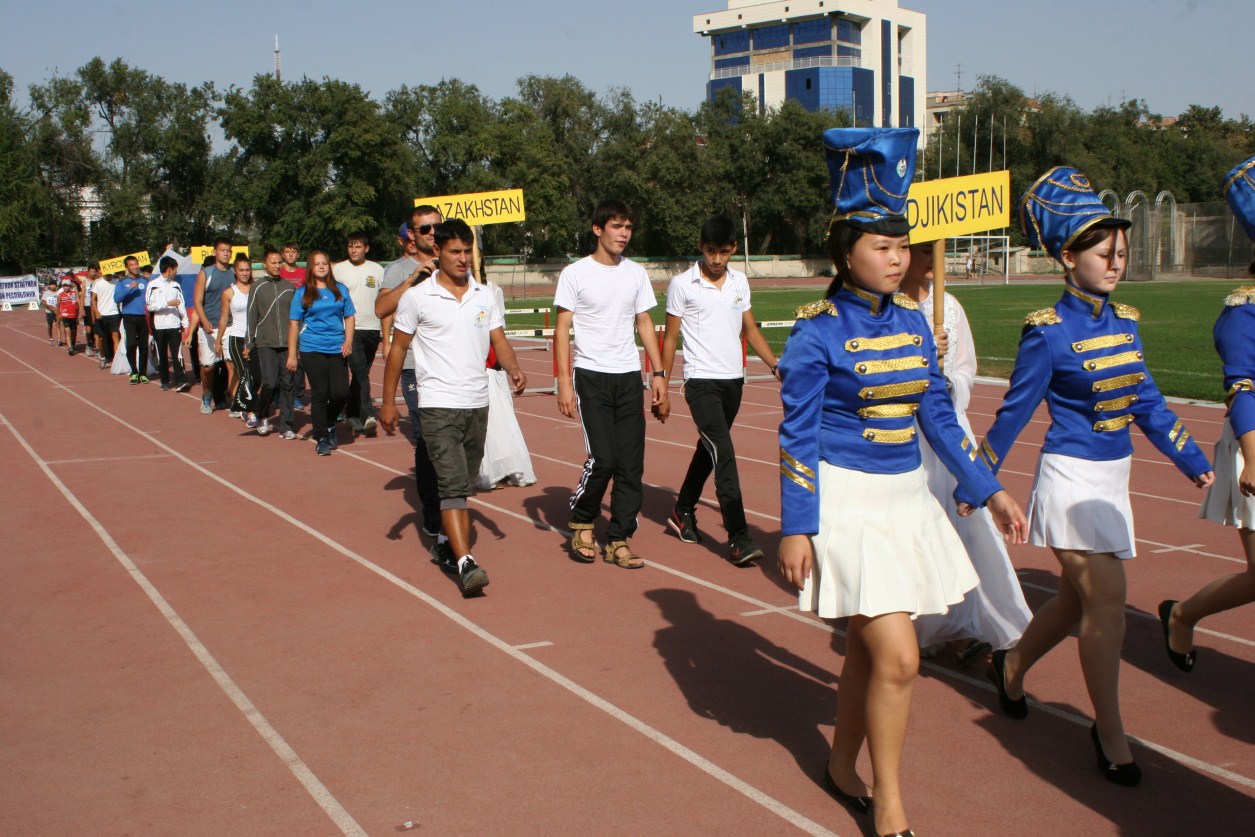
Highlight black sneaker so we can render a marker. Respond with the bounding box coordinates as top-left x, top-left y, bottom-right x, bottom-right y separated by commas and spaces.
315, 437, 332, 456
458, 556, 489, 597
728, 535, 764, 566
430, 540, 457, 572
176, 382, 192, 393
421, 520, 441, 539
325, 428, 339, 450
349, 417, 365, 434
667, 507, 702, 544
